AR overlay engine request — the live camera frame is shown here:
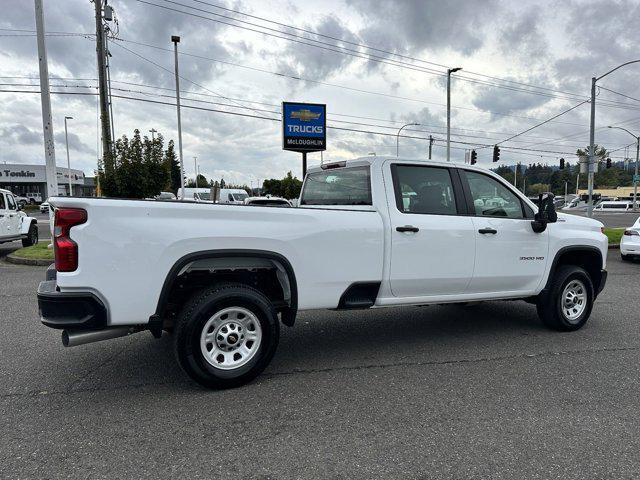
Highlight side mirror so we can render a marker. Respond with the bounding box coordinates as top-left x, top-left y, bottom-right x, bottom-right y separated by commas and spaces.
531, 193, 557, 233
